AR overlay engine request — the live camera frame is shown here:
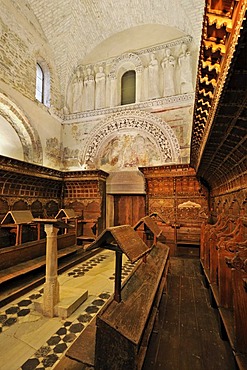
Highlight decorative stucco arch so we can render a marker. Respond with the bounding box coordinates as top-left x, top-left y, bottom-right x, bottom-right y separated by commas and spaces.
81, 109, 180, 170
0, 92, 43, 164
